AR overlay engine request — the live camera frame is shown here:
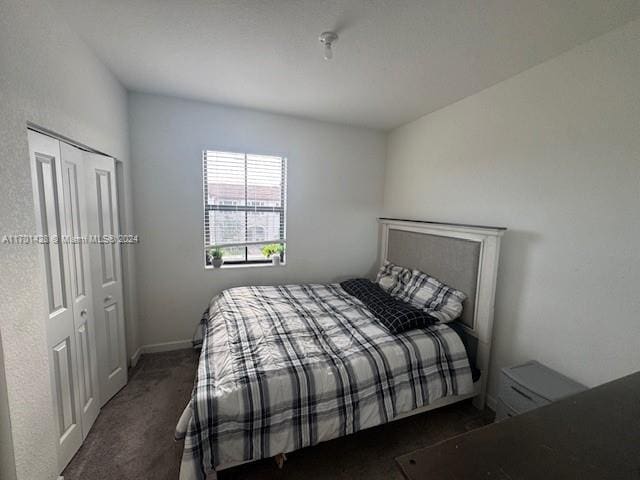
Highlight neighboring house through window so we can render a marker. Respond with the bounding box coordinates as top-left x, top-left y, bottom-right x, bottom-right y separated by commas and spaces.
203, 150, 287, 265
